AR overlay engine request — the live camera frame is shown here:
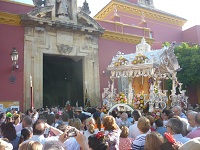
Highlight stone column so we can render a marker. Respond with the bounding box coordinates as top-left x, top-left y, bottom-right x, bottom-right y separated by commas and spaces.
82, 48, 100, 107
